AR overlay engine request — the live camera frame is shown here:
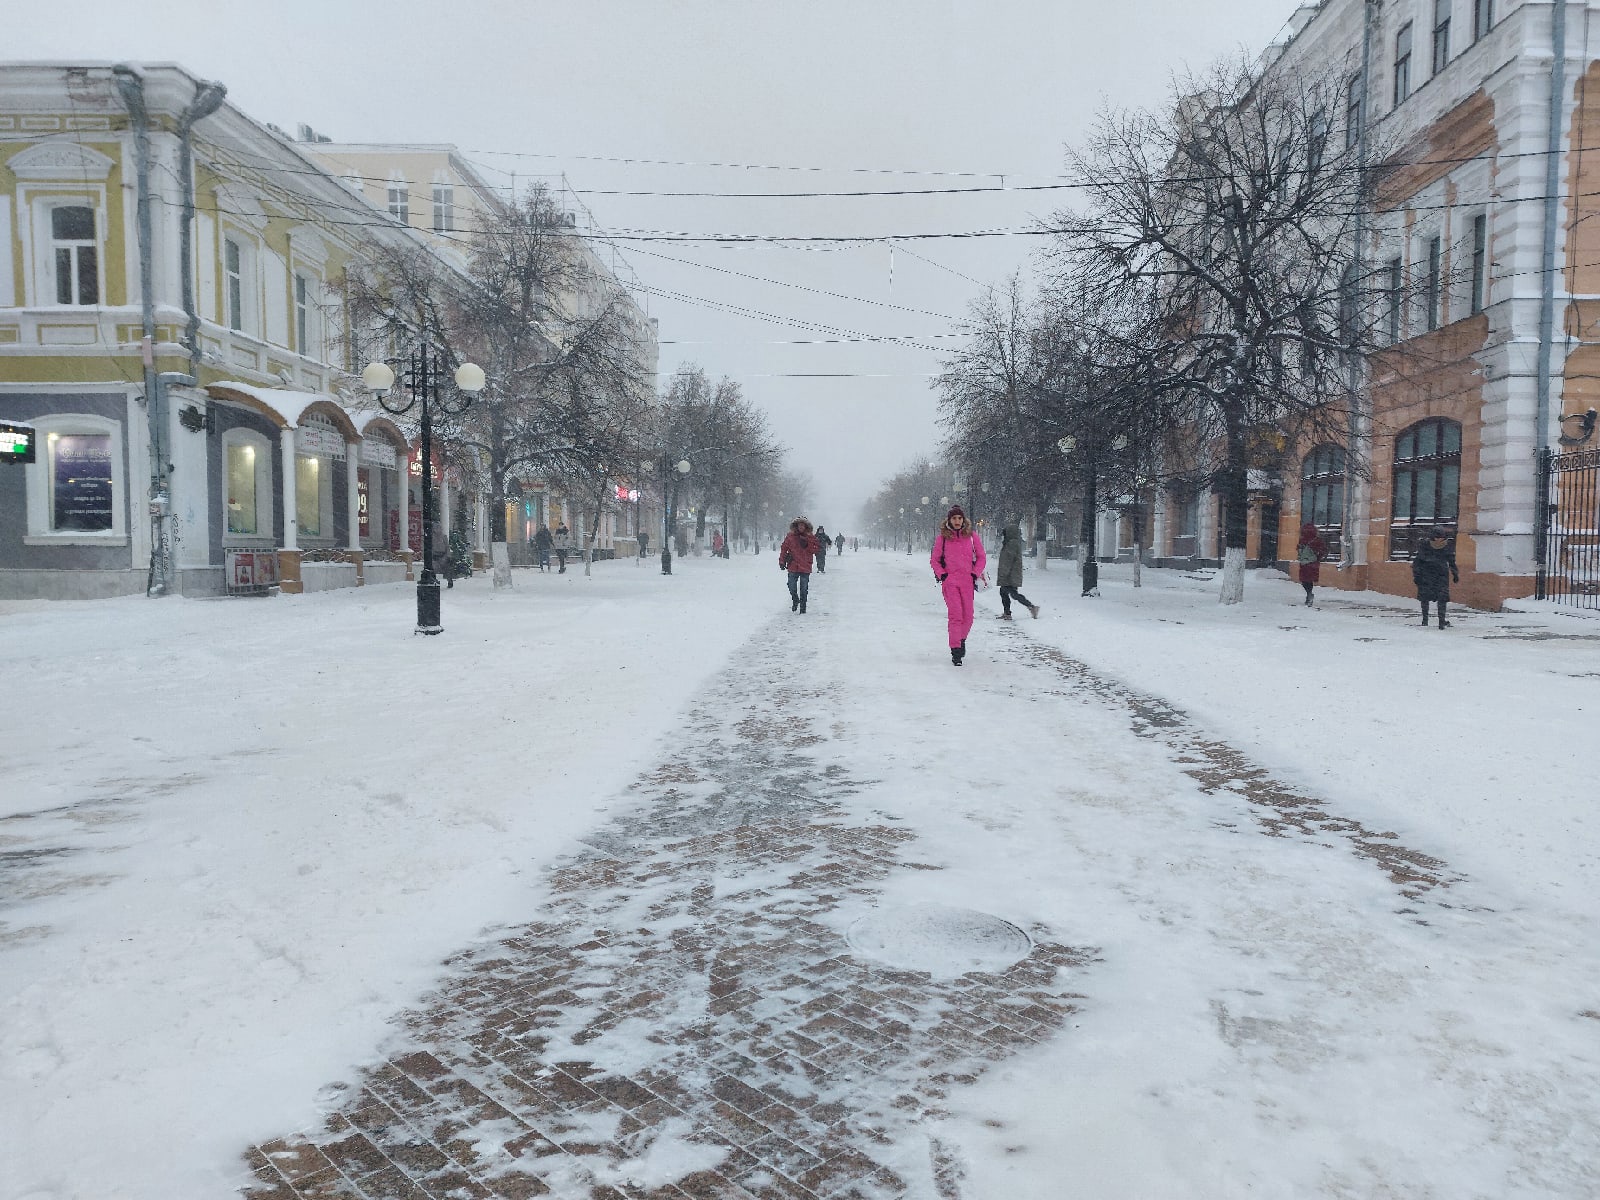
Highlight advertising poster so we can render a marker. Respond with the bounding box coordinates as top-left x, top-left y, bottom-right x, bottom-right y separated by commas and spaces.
52, 434, 114, 531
